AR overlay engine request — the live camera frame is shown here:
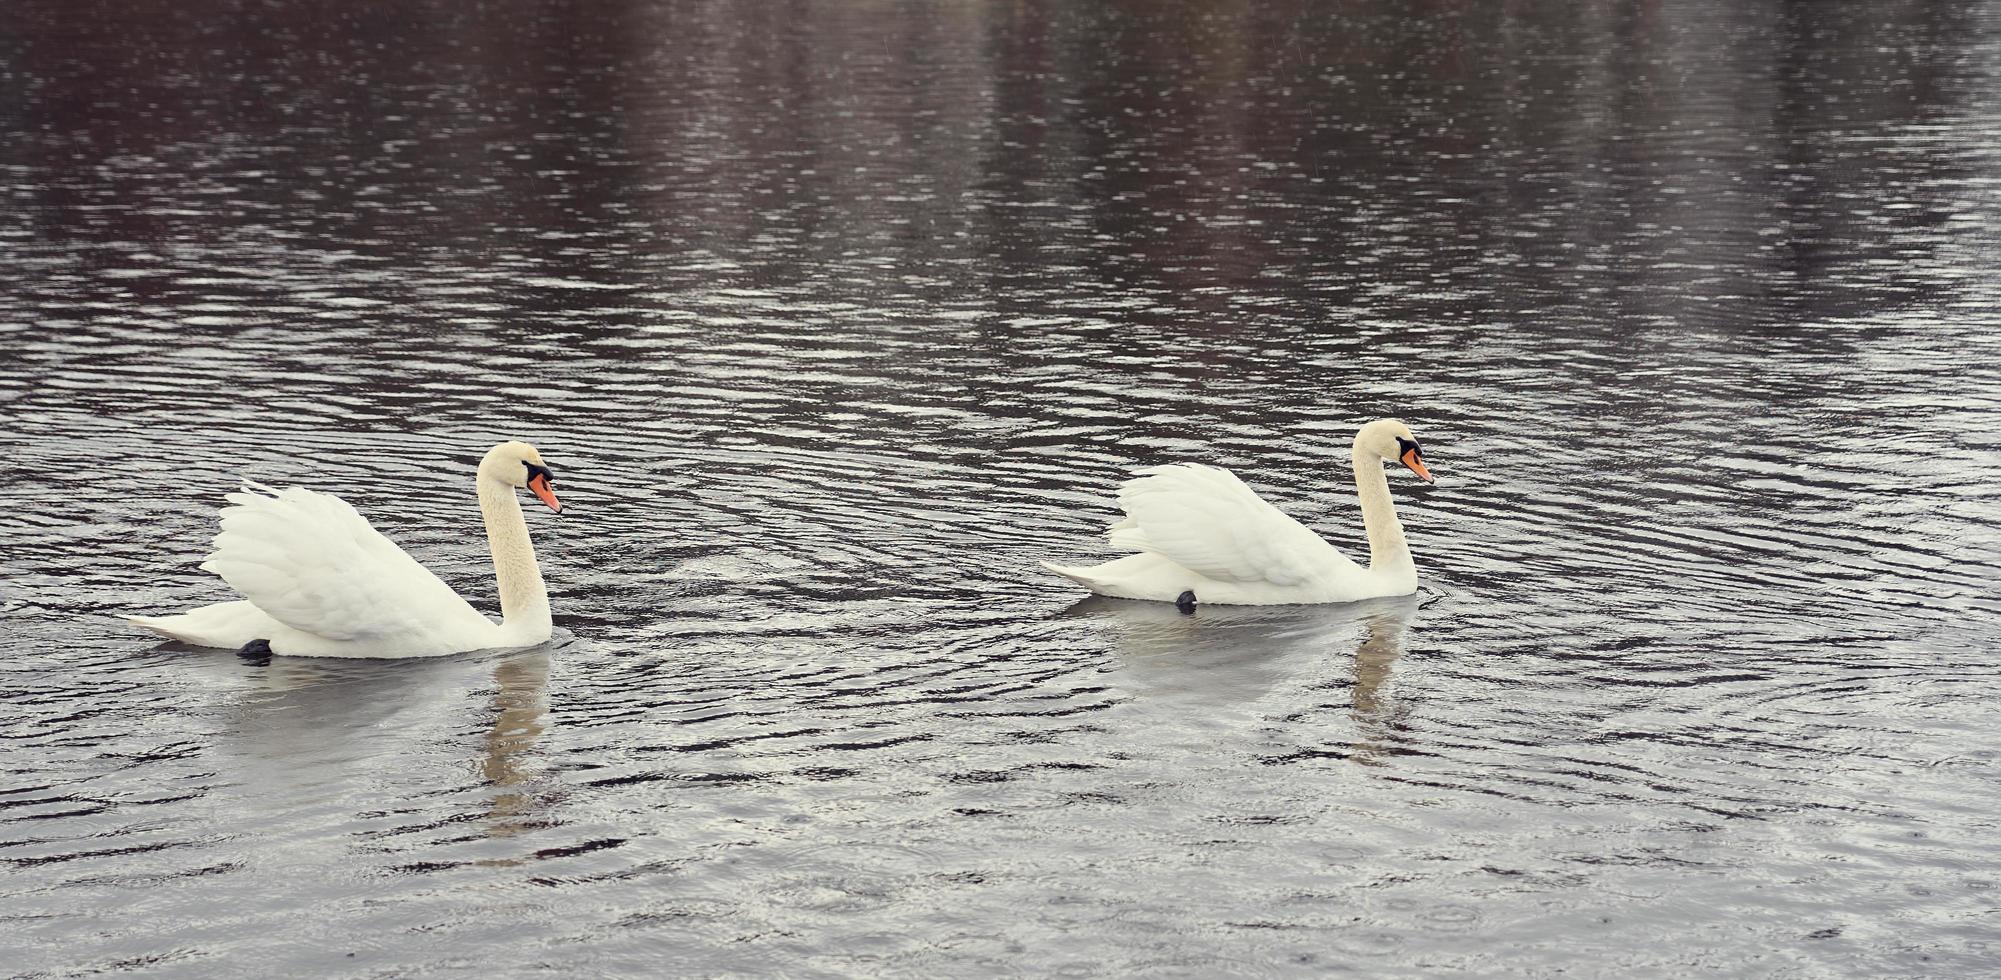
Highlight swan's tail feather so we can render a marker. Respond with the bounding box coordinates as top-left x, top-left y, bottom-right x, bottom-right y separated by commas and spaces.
1041, 554, 1189, 603
1041, 560, 1106, 590
121, 601, 276, 650
124, 612, 207, 646
123, 614, 175, 636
